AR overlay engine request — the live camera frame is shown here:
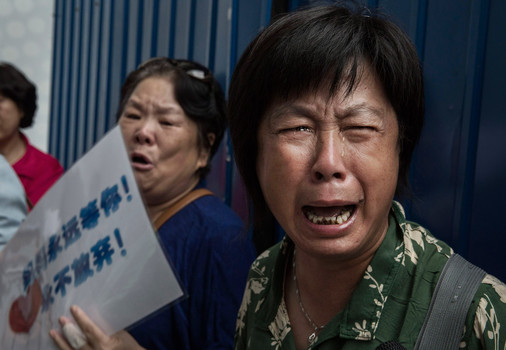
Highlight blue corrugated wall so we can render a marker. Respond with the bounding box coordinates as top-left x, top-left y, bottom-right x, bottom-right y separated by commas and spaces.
49, 0, 506, 280
50, 0, 272, 222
